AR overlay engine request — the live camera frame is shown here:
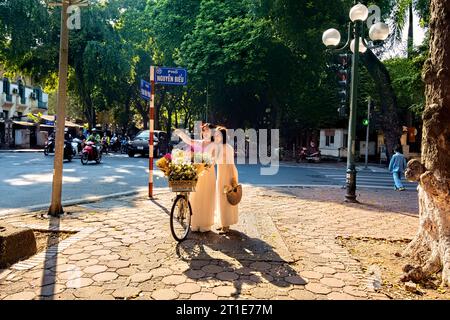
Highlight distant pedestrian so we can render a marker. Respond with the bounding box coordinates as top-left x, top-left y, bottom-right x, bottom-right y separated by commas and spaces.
389, 145, 407, 191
